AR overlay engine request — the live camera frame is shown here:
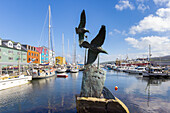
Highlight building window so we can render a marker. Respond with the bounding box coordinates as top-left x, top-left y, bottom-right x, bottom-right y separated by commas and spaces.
23, 58, 26, 61
37, 54, 38, 56
17, 45, 21, 49
0, 48, 1, 52
0, 56, 1, 59
22, 53, 26, 55
8, 50, 13, 53
8, 42, 13, 47
36, 59, 38, 61
29, 58, 30, 61
9, 57, 13, 60
17, 52, 20, 55
29, 52, 30, 55
34, 53, 36, 56
31, 53, 33, 56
